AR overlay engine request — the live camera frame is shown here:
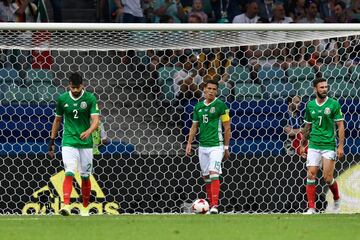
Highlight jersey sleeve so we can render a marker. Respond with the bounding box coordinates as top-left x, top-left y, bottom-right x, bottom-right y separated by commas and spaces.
220, 102, 230, 122
90, 94, 100, 115
55, 96, 63, 117
304, 104, 312, 124
192, 105, 199, 122
334, 101, 344, 121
